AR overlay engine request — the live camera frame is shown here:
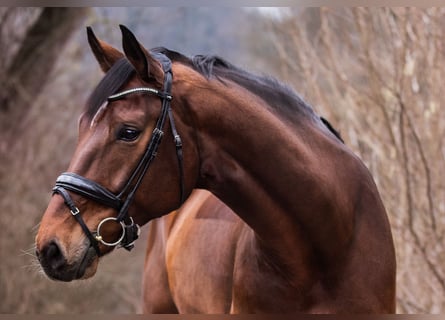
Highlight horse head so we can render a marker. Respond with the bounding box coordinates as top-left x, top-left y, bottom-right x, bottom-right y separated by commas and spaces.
35, 25, 199, 281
